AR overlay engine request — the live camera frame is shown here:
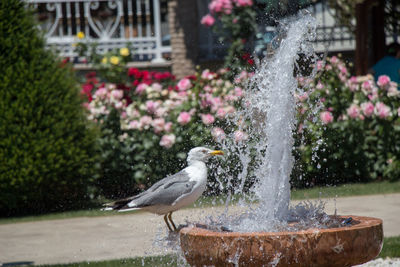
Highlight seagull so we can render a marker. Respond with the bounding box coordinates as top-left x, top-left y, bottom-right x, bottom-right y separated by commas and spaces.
103, 147, 224, 231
